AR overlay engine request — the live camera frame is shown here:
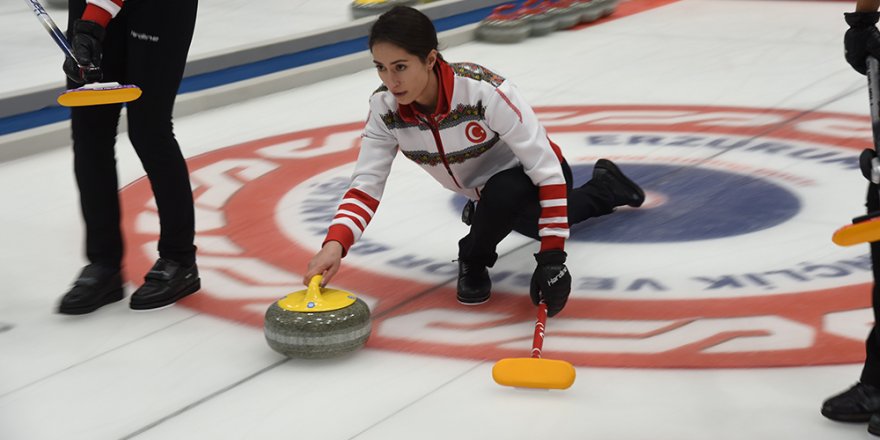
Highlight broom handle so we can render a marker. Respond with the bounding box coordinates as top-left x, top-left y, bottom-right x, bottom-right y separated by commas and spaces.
23, 0, 79, 62
531, 303, 548, 359
869, 56, 880, 155
864, 56, 880, 218
867, 56, 880, 150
